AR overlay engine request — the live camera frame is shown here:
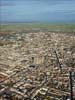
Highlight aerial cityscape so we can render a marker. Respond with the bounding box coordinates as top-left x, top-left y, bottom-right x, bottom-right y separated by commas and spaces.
0, 0, 75, 100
